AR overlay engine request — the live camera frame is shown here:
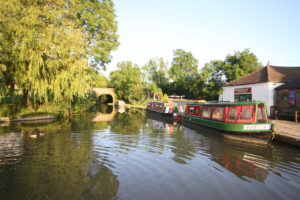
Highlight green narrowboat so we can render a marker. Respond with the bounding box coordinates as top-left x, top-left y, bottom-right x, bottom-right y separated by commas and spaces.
183, 101, 273, 142
146, 101, 182, 121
